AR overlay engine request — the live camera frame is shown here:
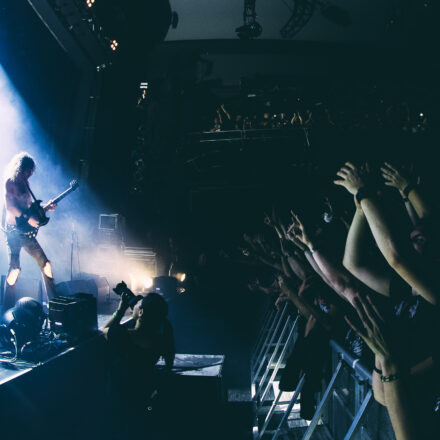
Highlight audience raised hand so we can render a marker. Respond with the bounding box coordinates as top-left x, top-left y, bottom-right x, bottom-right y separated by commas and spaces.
225, 156, 439, 439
